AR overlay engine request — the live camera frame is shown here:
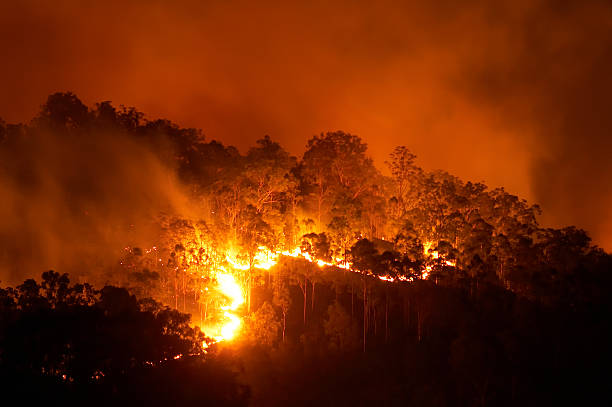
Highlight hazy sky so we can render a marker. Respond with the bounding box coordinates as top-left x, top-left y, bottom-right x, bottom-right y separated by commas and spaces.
1, 0, 611, 249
